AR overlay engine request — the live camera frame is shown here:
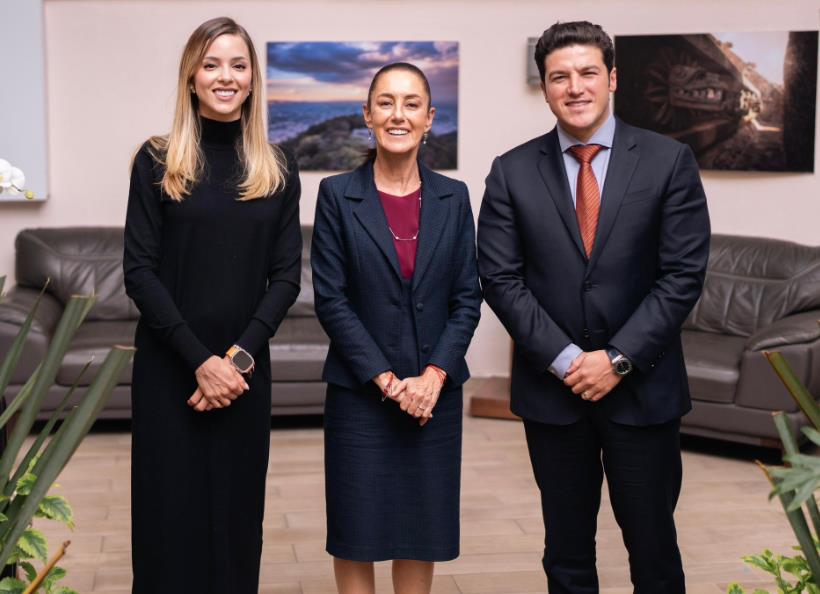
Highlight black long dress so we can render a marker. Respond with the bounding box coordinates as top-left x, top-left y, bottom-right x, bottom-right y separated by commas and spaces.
123, 117, 301, 593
